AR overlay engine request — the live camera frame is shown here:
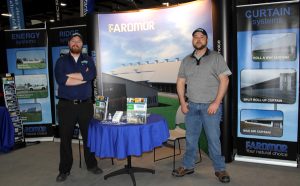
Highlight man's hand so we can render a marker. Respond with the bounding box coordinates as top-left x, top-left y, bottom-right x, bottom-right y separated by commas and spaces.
207, 101, 219, 115
66, 73, 83, 81
181, 102, 189, 114
66, 77, 86, 86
